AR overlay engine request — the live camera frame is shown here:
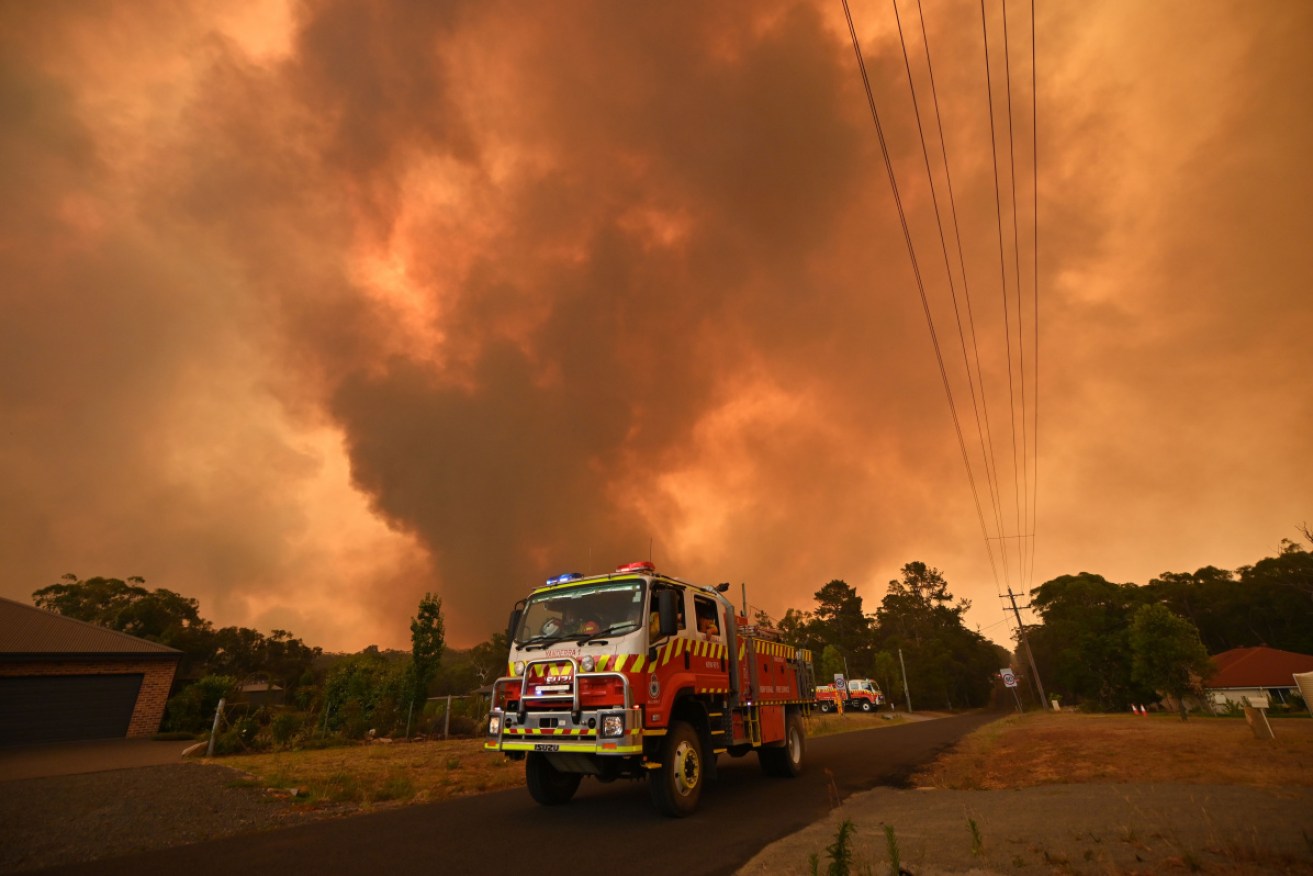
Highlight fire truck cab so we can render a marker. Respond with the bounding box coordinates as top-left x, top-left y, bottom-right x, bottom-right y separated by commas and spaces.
486, 562, 815, 816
